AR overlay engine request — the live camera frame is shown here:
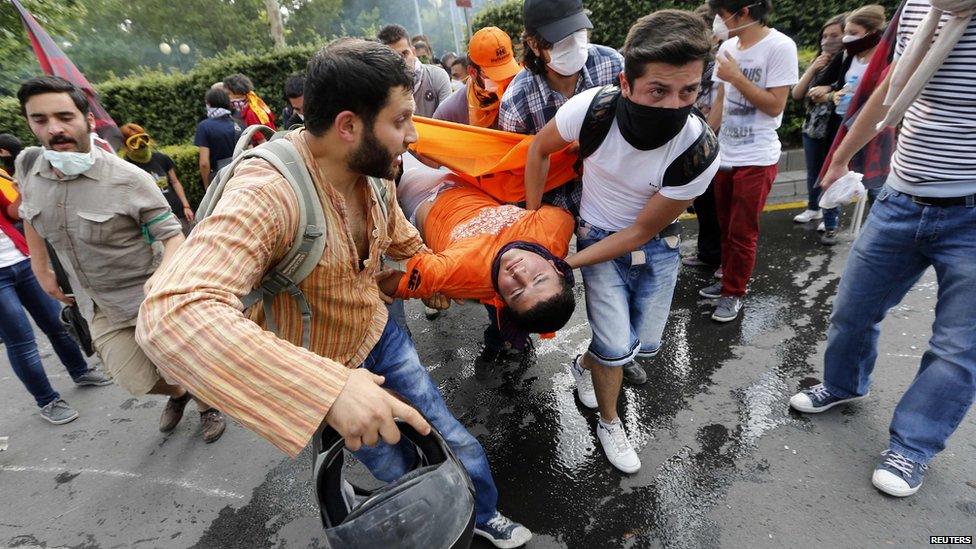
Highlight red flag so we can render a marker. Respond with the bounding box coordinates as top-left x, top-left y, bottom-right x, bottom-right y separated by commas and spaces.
11, 0, 121, 150
819, 1, 906, 189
